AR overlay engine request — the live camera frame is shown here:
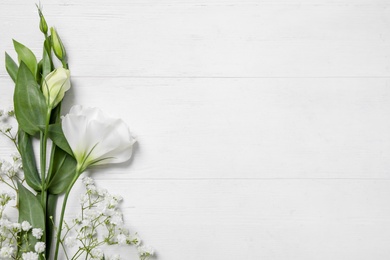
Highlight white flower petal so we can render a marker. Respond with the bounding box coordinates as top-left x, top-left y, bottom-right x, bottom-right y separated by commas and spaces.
62, 114, 89, 158
62, 106, 135, 168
